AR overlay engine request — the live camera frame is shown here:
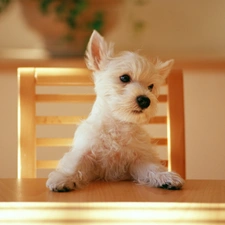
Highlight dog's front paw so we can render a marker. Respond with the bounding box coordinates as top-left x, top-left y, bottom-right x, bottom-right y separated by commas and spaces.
46, 171, 76, 192
158, 172, 184, 190
160, 182, 181, 190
